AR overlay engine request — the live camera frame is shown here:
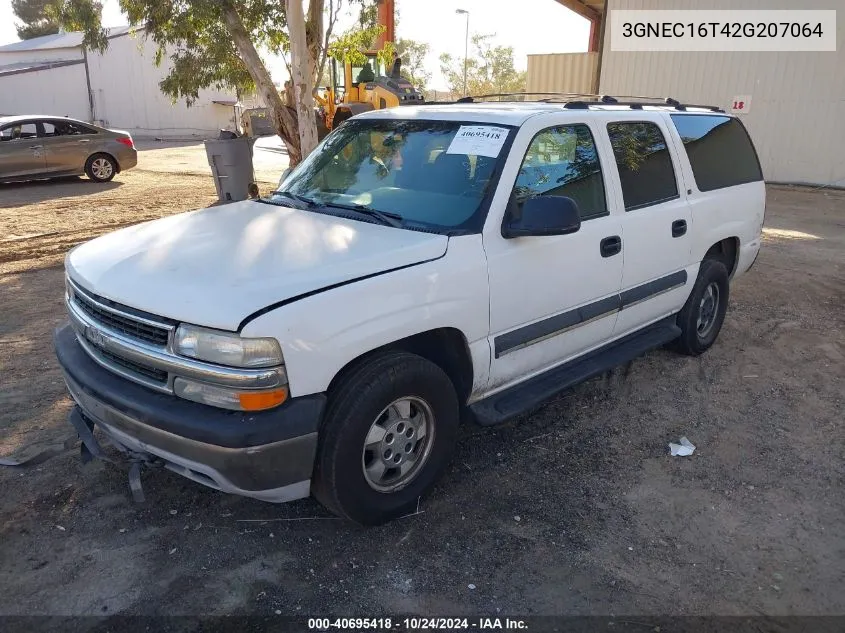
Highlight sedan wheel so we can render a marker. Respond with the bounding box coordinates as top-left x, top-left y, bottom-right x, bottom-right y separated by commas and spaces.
85, 154, 117, 182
